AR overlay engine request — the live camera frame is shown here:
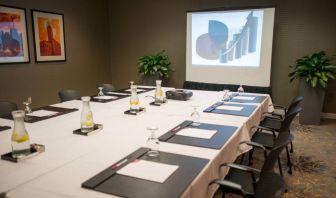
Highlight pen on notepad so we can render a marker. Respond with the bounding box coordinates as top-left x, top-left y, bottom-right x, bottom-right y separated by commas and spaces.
112, 158, 128, 169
